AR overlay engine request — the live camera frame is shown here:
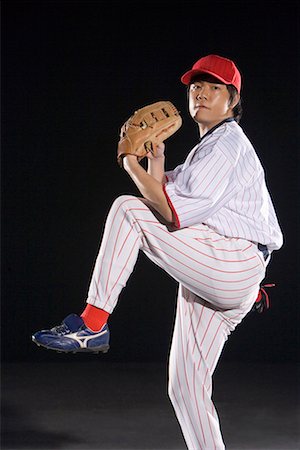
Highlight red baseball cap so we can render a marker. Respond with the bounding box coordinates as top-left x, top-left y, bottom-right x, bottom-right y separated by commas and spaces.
181, 54, 242, 93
